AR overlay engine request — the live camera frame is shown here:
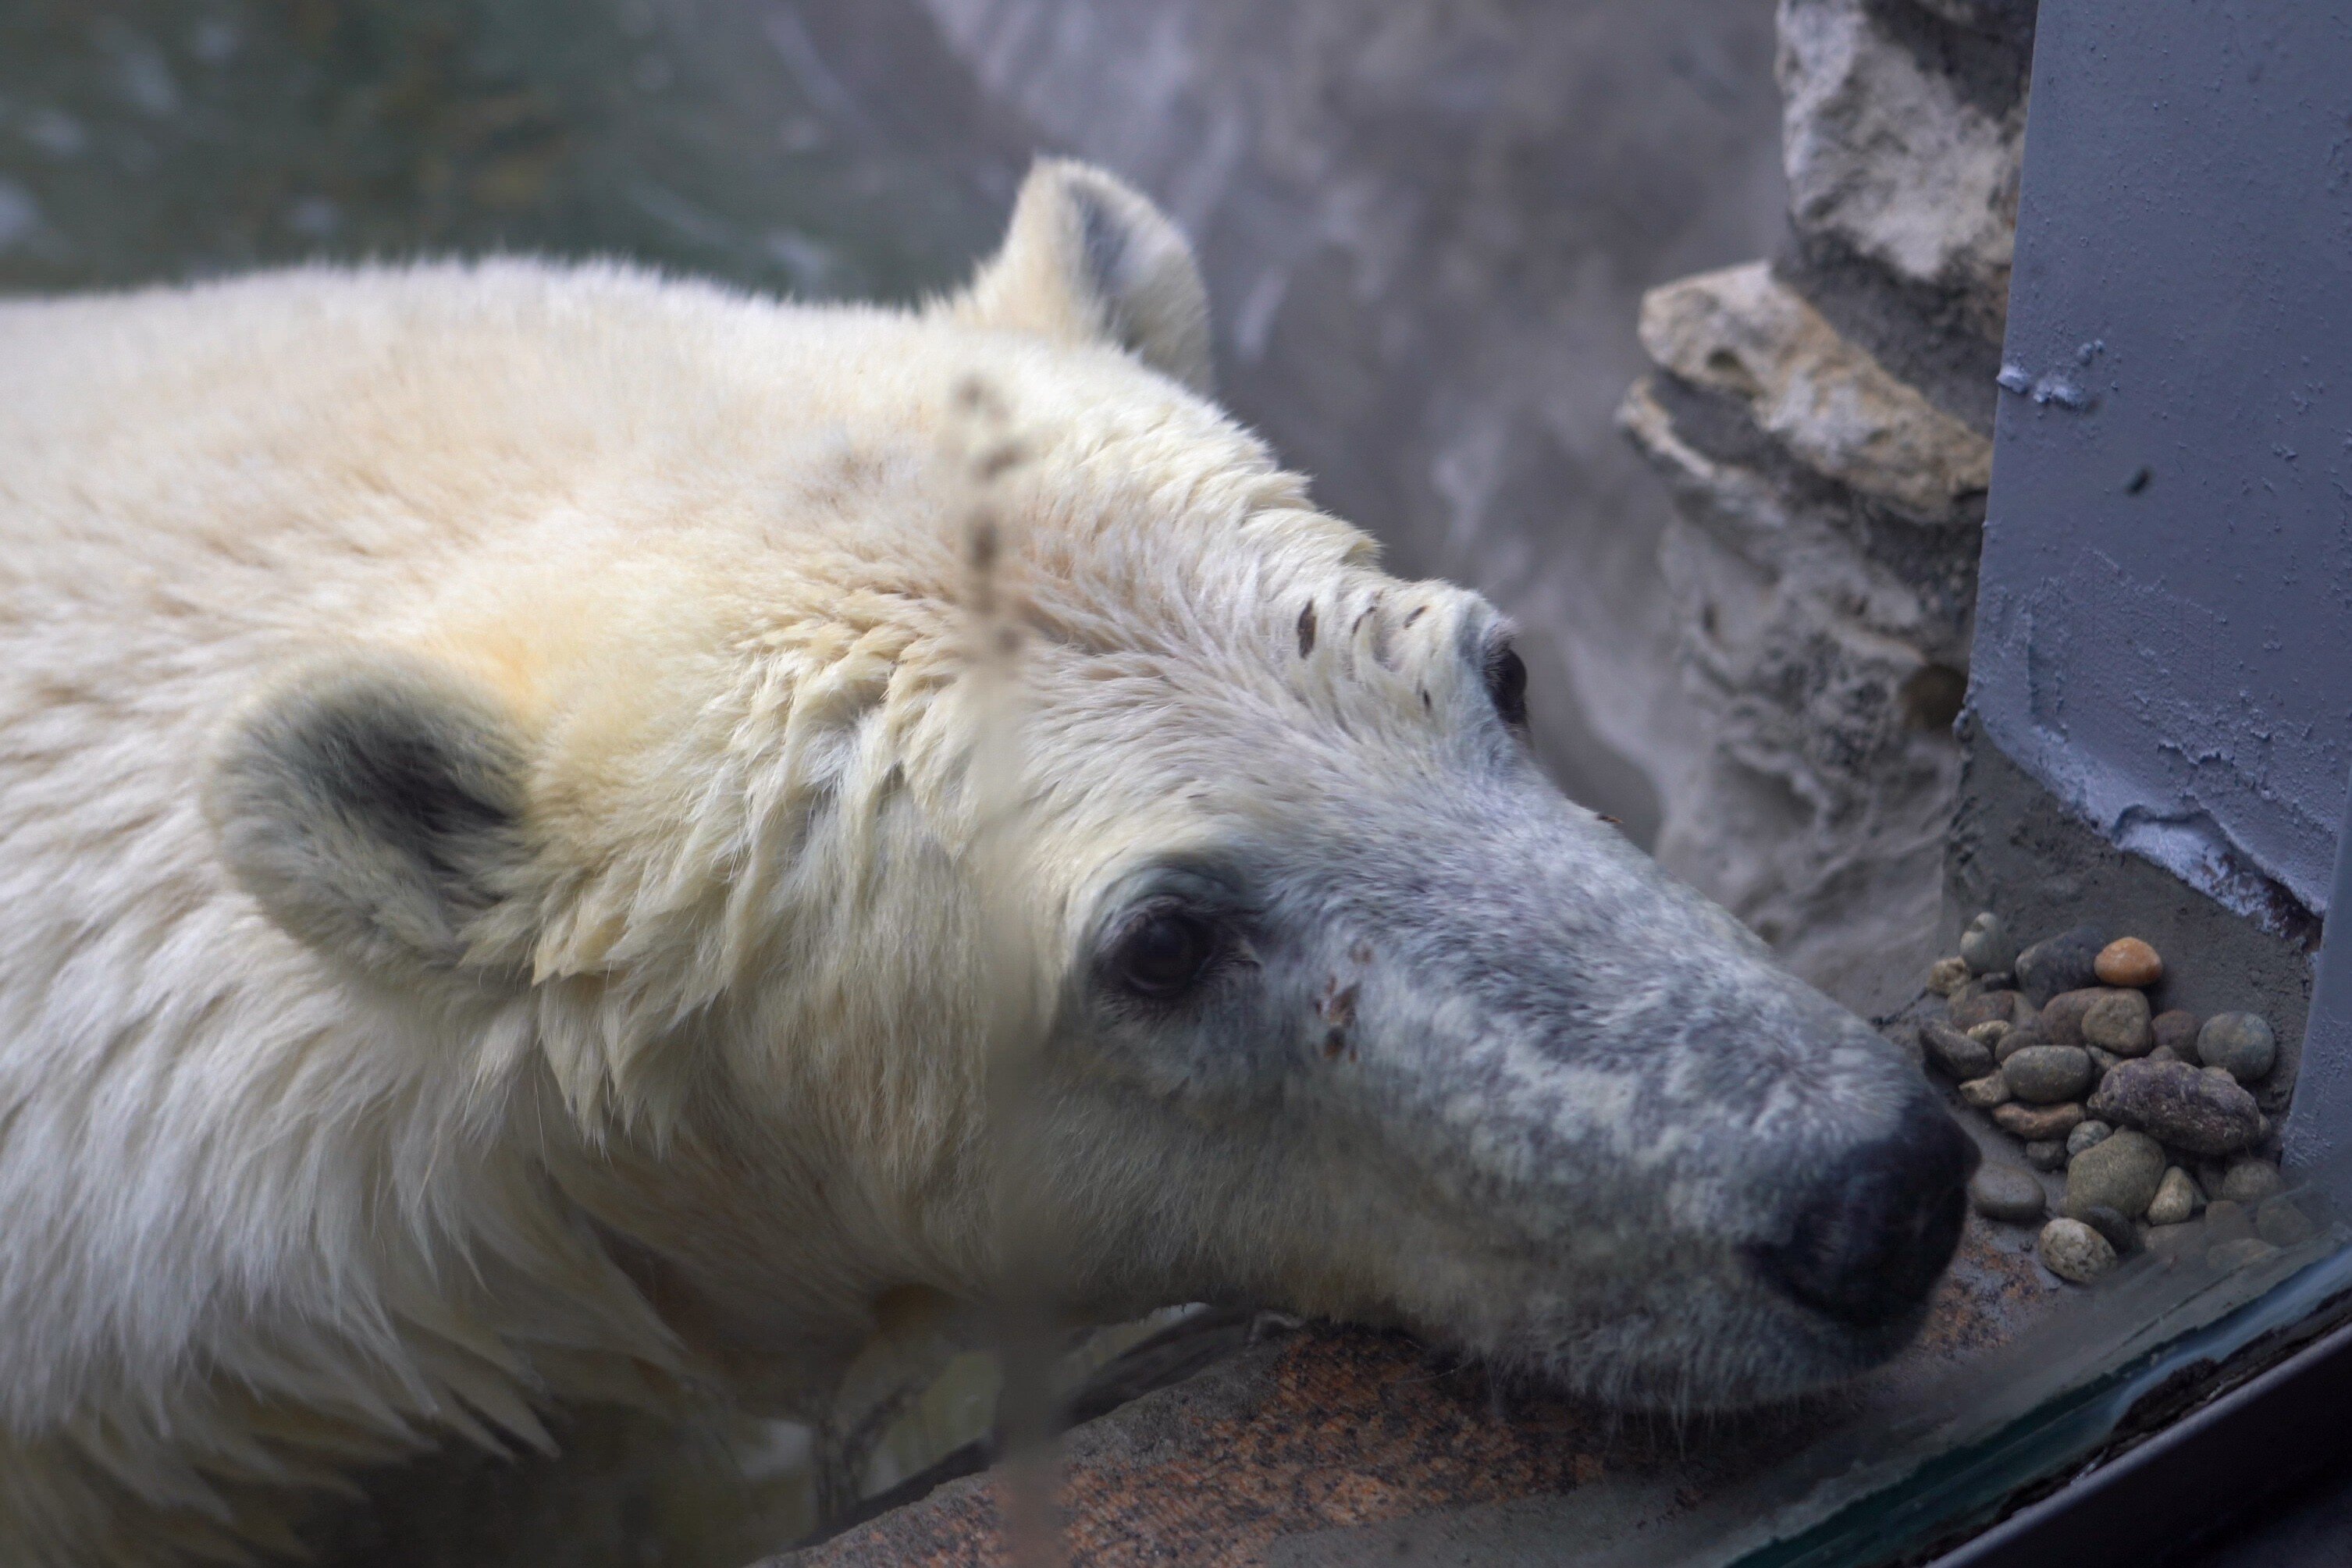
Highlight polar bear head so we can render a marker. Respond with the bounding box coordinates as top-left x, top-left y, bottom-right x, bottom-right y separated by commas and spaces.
208, 162, 1972, 1415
